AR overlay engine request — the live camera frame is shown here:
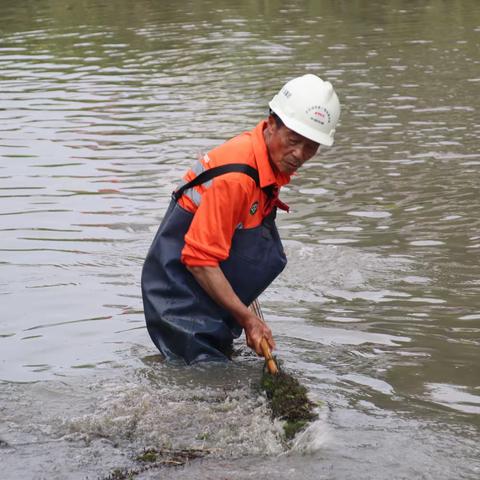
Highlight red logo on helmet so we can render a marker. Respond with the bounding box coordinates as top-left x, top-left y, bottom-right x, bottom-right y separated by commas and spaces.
306, 106, 331, 125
